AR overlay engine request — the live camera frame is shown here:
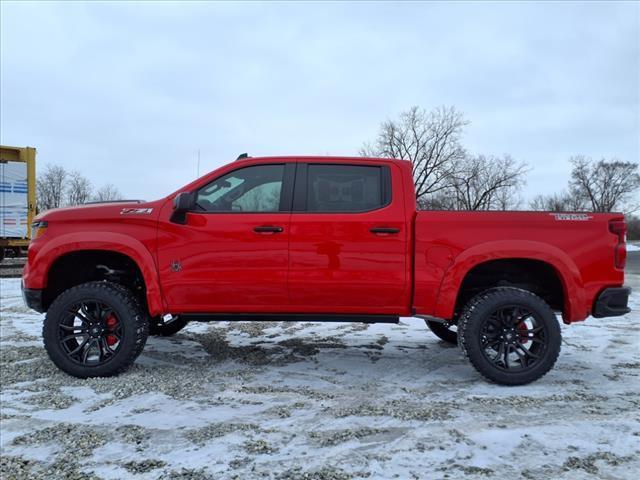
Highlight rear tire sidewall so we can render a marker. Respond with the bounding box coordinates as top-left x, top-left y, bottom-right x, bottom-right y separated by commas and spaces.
459, 288, 561, 386
43, 282, 147, 378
